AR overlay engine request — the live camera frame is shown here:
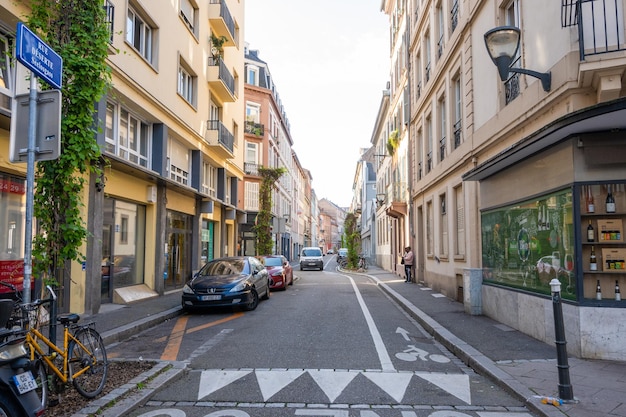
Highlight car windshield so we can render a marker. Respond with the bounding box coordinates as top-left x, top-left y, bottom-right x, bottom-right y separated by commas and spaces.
339, 249, 348, 256
302, 249, 321, 256
199, 259, 249, 276
263, 257, 283, 267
